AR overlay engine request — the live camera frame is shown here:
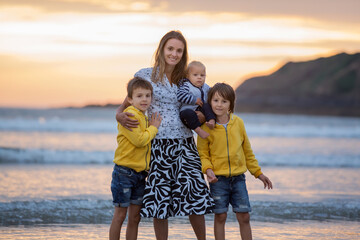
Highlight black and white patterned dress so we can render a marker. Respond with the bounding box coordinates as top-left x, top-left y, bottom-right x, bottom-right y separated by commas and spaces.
135, 68, 214, 219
